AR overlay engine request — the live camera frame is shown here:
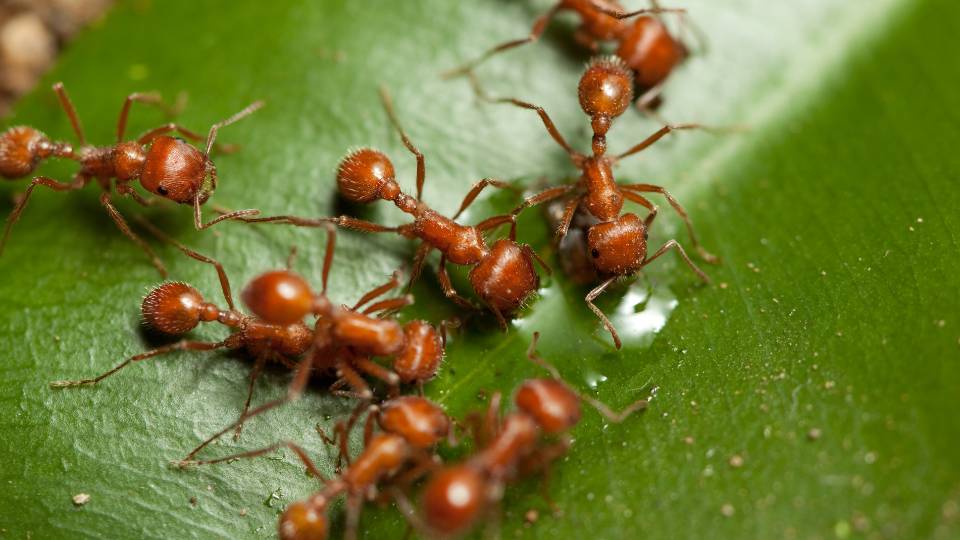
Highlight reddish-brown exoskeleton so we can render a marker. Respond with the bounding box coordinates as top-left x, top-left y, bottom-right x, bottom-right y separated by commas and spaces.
240, 88, 548, 326
0, 82, 263, 275
399, 332, 647, 538
178, 395, 452, 540
481, 56, 717, 348
446, 0, 698, 112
